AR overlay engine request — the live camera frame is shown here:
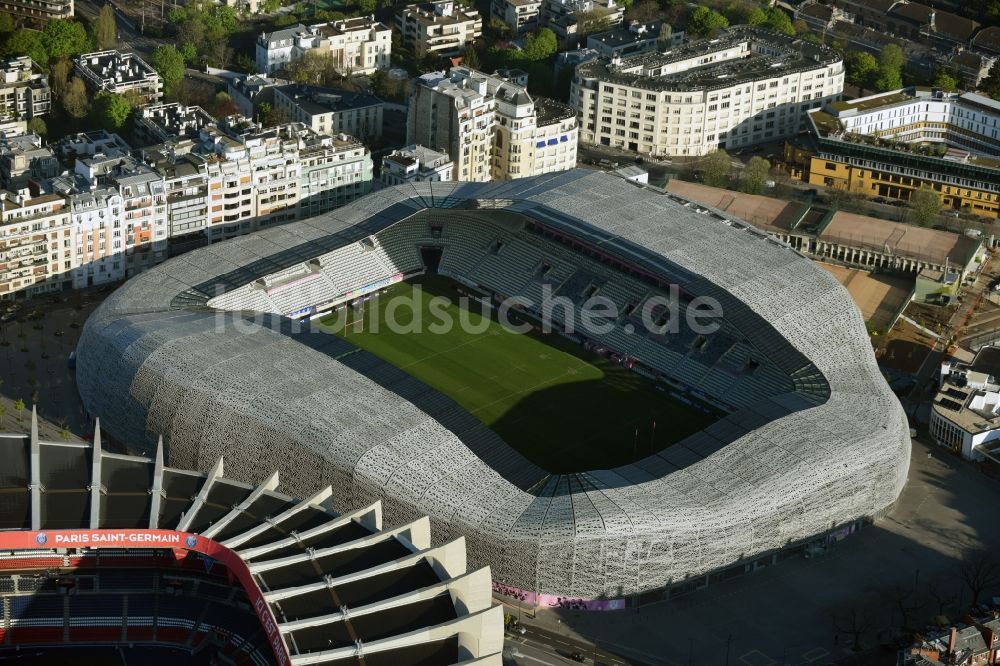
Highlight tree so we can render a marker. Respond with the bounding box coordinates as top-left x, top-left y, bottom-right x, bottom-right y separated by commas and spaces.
833, 603, 873, 652
210, 91, 238, 118
3, 29, 48, 66
50, 57, 72, 99
62, 76, 89, 118
958, 549, 1000, 606
0, 12, 15, 33
357, 0, 377, 13
486, 17, 514, 40
152, 45, 186, 97
263, 0, 281, 11
745, 7, 767, 25
982, 60, 1000, 101
42, 19, 91, 60
702, 149, 731, 188
909, 185, 942, 227
741, 156, 770, 195
90, 92, 132, 131
462, 45, 481, 70
844, 51, 878, 90
932, 68, 958, 92
625, 0, 660, 23
12, 398, 24, 423
94, 4, 117, 50
521, 27, 558, 61
26, 117, 46, 136
874, 43, 904, 91
576, 8, 612, 35
687, 6, 728, 38
763, 7, 794, 35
